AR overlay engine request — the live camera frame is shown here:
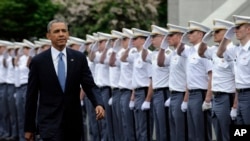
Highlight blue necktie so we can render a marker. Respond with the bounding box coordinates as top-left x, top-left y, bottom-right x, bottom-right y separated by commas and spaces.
58, 52, 65, 92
